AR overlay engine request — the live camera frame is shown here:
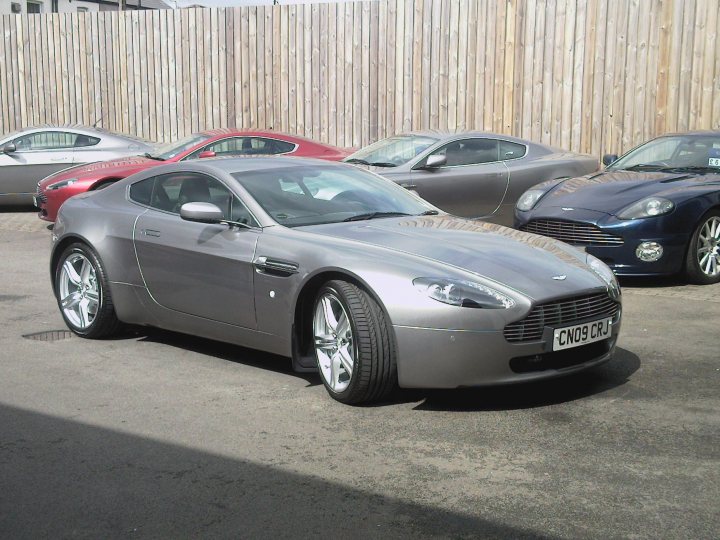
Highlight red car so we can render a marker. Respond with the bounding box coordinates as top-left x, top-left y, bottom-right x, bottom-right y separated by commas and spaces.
36, 129, 350, 222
